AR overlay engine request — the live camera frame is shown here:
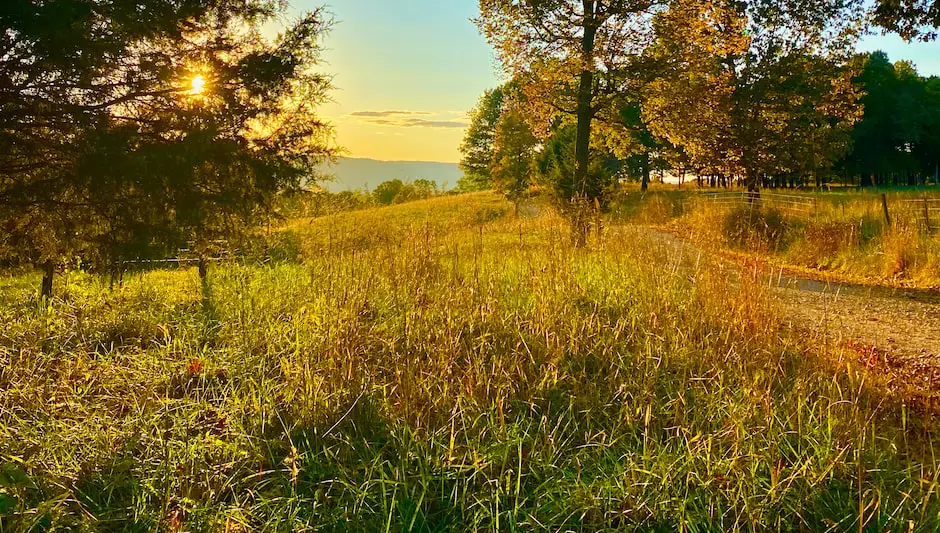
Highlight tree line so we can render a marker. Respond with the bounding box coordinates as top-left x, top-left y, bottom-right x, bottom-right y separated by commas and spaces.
462, 0, 940, 242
